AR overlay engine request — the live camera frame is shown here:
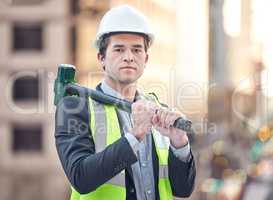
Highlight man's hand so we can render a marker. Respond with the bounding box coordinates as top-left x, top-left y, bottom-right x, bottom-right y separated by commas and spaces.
131, 99, 158, 141
152, 108, 189, 148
